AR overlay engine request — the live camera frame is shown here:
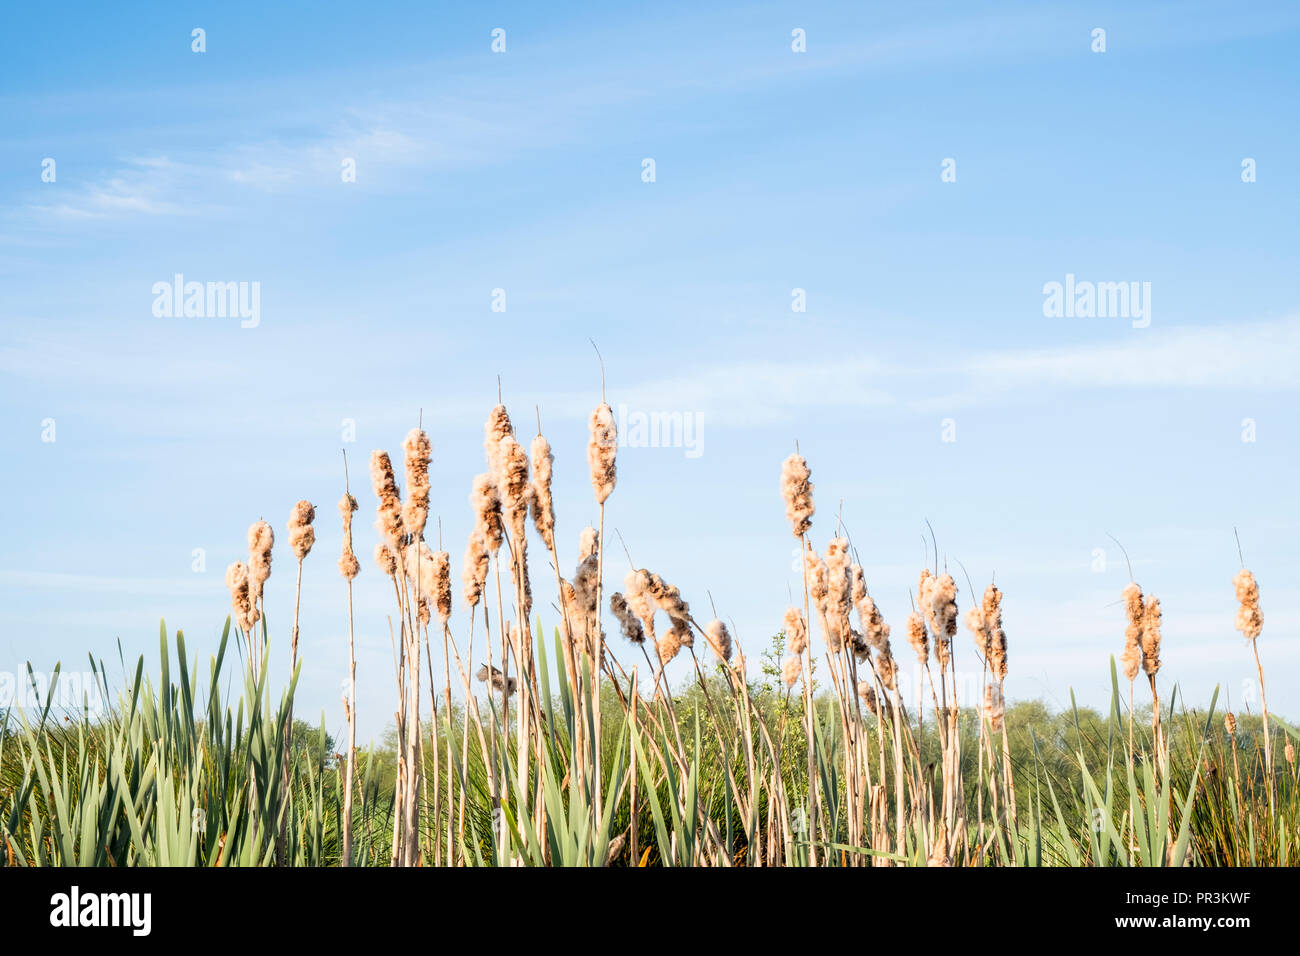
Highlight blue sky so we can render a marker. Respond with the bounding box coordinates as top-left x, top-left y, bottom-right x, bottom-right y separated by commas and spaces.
2, 1, 1299, 743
